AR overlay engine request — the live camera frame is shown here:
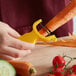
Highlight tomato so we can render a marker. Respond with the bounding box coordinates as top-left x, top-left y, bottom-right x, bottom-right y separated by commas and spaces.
71, 65, 76, 74
44, 73, 56, 76
54, 68, 64, 76
65, 72, 76, 76
53, 56, 65, 68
